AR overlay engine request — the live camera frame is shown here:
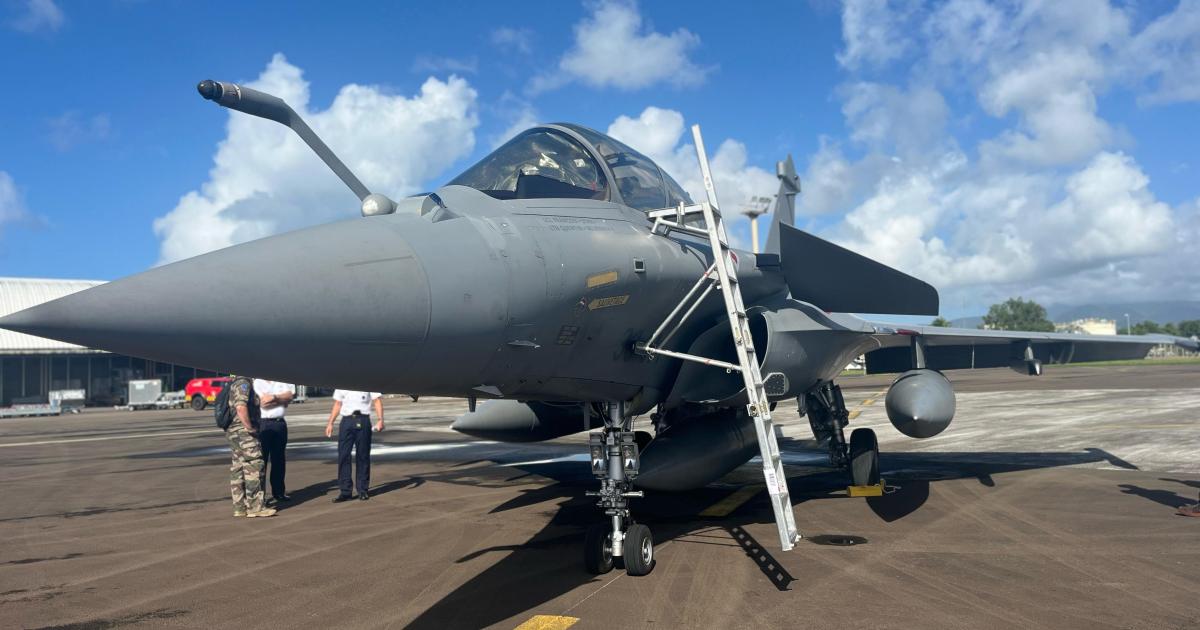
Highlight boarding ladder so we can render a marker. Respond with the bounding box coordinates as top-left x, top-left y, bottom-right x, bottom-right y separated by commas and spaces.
637, 125, 801, 551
